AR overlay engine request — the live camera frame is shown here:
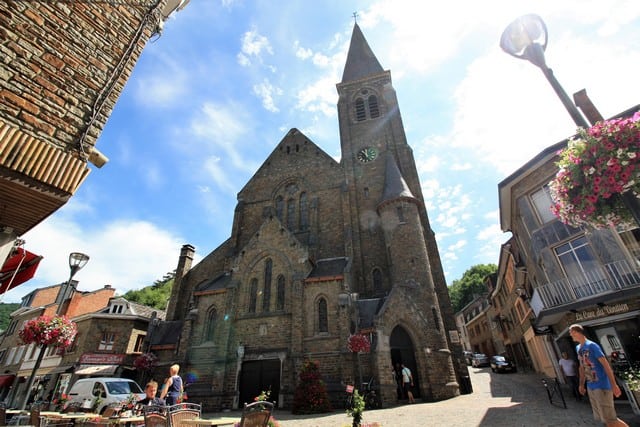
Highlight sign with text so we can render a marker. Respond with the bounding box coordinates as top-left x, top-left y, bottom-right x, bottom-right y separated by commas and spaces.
574, 303, 629, 322
79, 353, 125, 365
